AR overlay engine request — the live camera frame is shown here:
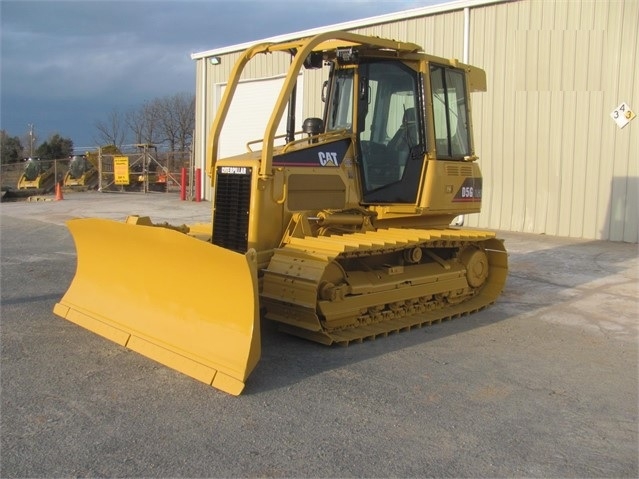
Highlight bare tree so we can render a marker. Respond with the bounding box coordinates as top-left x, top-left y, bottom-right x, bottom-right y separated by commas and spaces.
96, 93, 193, 151
172, 92, 195, 151
154, 96, 177, 151
126, 106, 146, 145
94, 108, 127, 147
127, 101, 161, 145
153, 93, 194, 151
